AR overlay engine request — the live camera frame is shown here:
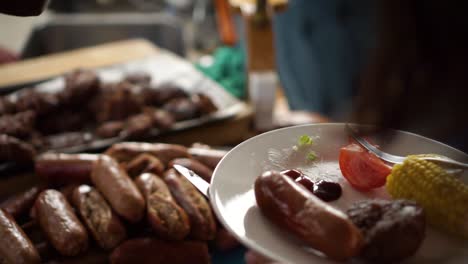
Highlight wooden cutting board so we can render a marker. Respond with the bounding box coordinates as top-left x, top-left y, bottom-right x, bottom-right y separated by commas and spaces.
0, 38, 159, 89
